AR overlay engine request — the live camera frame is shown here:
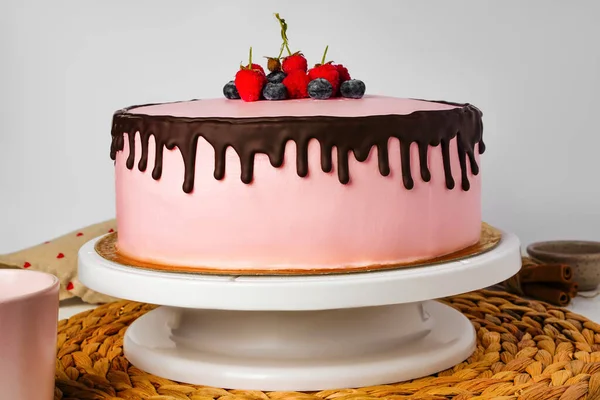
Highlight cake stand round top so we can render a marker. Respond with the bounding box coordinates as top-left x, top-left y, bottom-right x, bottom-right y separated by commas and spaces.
78, 231, 521, 311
